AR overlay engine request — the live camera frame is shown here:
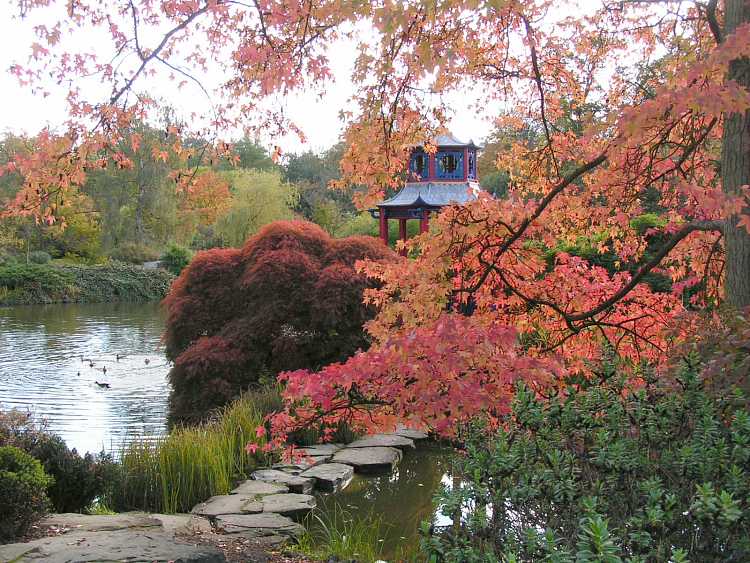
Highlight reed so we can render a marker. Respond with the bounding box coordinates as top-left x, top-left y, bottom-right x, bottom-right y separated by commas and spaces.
110, 390, 275, 513
297, 502, 387, 562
